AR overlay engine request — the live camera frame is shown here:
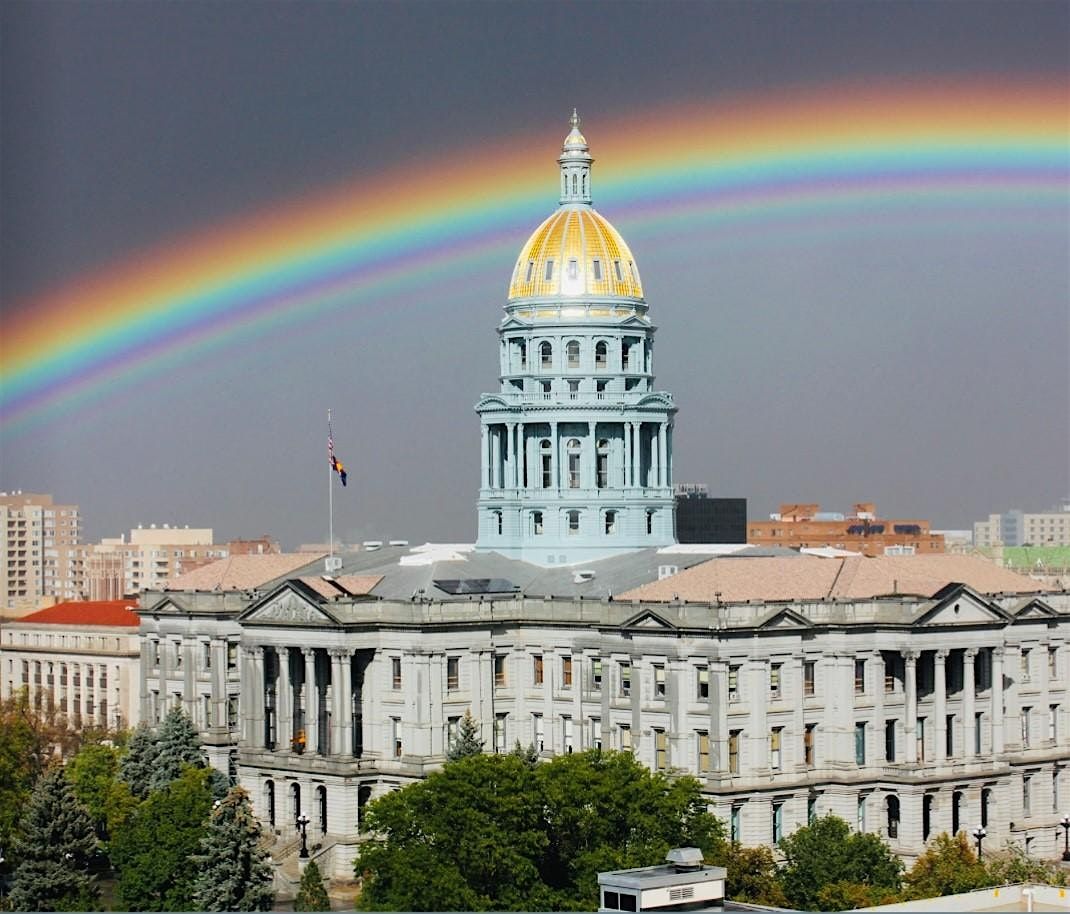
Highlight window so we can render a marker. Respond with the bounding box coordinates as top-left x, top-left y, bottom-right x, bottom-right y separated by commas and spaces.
772, 801, 784, 842
567, 509, 580, 534
1021, 648, 1031, 681
614, 260, 623, 282
1023, 774, 1031, 814
592, 259, 602, 281
494, 713, 507, 752
589, 717, 602, 750
227, 695, 238, 729
975, 712, 983, 754
563, 715, 574, 753
730, 804, 741, 842
591, 659, 602, 689
392, 717, 402, 758
946, 714, 955, 757
533, 654, 544, 685
645, 510, 654, 534
1021, 707, 1030, 747
855, 722, 867, 765
597, 440, 610, 489
174, 643, 182, 668
567, 258, 578, 280
697, 666, 709, 700
917, 717, 926, 762
492, 510, 502, 534
604, 510, 616, 534
391, 657, 402, 690
1049, 646, 1058, 678
540, 341, 552, 368
886, 795, 900, 838
525, 261, 535, 283
533, 713, 544, 751
494, 654, 507, 688
854, 659, 866, 694
203, 642, 212, 669
654, 665, 666, 698
566, 340, 580, 368
728, 665, 740, 701
519, 340, 527, 368
1049, 704, 1058, 742
1053, 770, 1060, 813
544, 259, 554, 281
770, 727, 782, 769
729, 730, 741, 774
595, 340, 607, 367
562, 655, 573, 687
539, 439, 552, 487
770, 663, 782, 697
533, 511, 544, 535
804, 723, 816, 766
654, 728, 668, 770
619, 723, 631, 750
567, 439, 581, 489
857, 795, 867, 832
885, 719, 896, 762
697, 731, 710, 772
619, 661, 631, 696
